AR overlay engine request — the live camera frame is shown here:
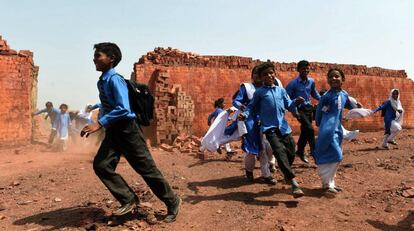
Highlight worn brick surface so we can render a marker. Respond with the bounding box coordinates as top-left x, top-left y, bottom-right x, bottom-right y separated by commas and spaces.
134, 48, 413, 138
0, 36, 38, 147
